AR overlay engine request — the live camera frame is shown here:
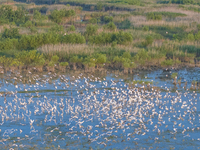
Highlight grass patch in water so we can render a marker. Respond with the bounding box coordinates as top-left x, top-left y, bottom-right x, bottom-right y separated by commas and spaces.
132, 80, 153, 85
